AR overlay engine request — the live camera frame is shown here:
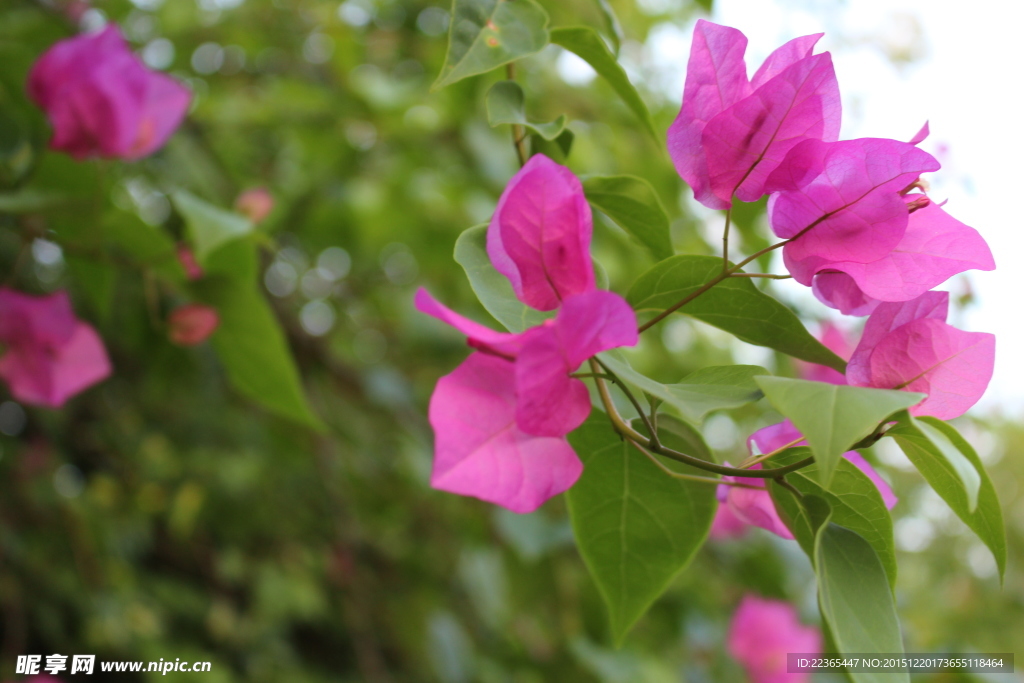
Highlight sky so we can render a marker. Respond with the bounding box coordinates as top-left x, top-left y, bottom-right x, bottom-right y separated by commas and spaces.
643, 0, 1024, 415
